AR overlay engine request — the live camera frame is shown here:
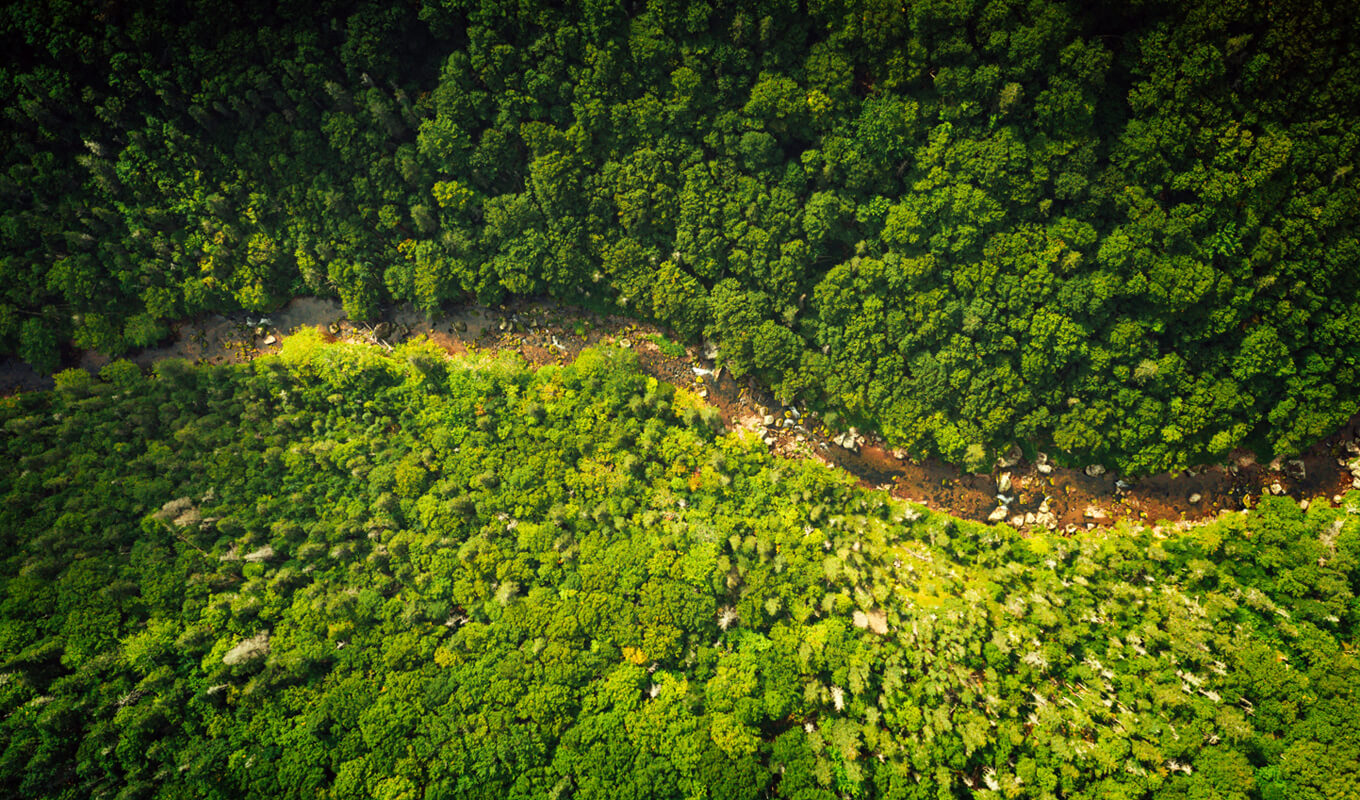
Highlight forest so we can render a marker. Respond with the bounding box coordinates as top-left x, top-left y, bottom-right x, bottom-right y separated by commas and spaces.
1, 335, 1358, 799
4, 1, 1360, 797
3, 0, 1358, 473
